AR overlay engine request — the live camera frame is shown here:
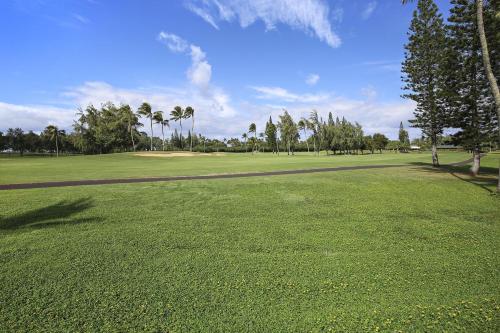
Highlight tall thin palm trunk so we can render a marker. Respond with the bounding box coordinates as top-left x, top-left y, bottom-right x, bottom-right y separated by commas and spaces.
179, 119, 183, 150
55, 133, 59, 157
190, 115, 194, 152
161, 125, 165, 151
149, 118, 153, 151
130, 125, 136, 152
303, 129, 309, 152
477, 0, 500, 191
